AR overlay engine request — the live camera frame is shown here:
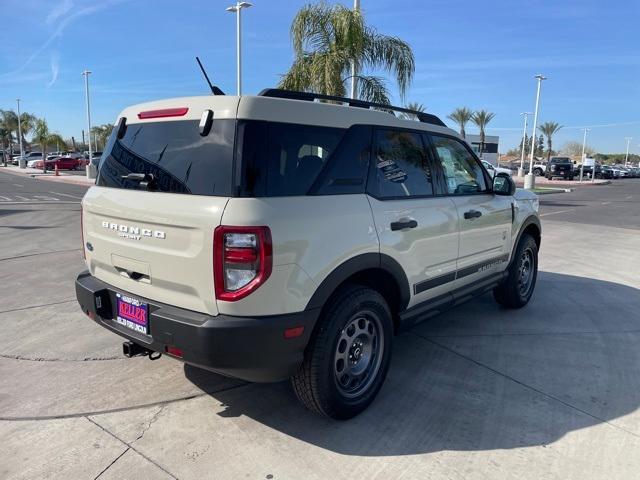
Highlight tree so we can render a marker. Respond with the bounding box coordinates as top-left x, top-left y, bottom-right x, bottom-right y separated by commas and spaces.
91, 124, 115, 150
279, 3, 415, 104
560, 141, 595, 158
535, 134, 545, 158
18, 112, 37, 146
538, 121, 562, 161
447, 107, 473, 138
0, 110, 18, 154
33, 119, 65, 171
471, 110, 495, 157
399, 102, 426, 121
